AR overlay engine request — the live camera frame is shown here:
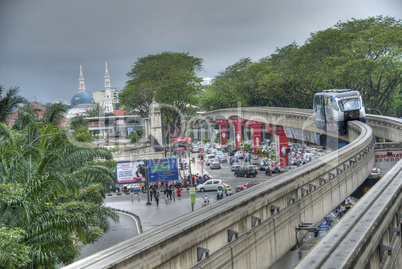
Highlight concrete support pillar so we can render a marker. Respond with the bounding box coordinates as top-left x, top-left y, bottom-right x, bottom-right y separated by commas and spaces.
228, 118, 244, 150
192, 123, 200, 140
200, 123, 207, 141
214, 119, 228, 145
244, 121, 265, 155
208, 121, 215, 142
266, 124, 289, 167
